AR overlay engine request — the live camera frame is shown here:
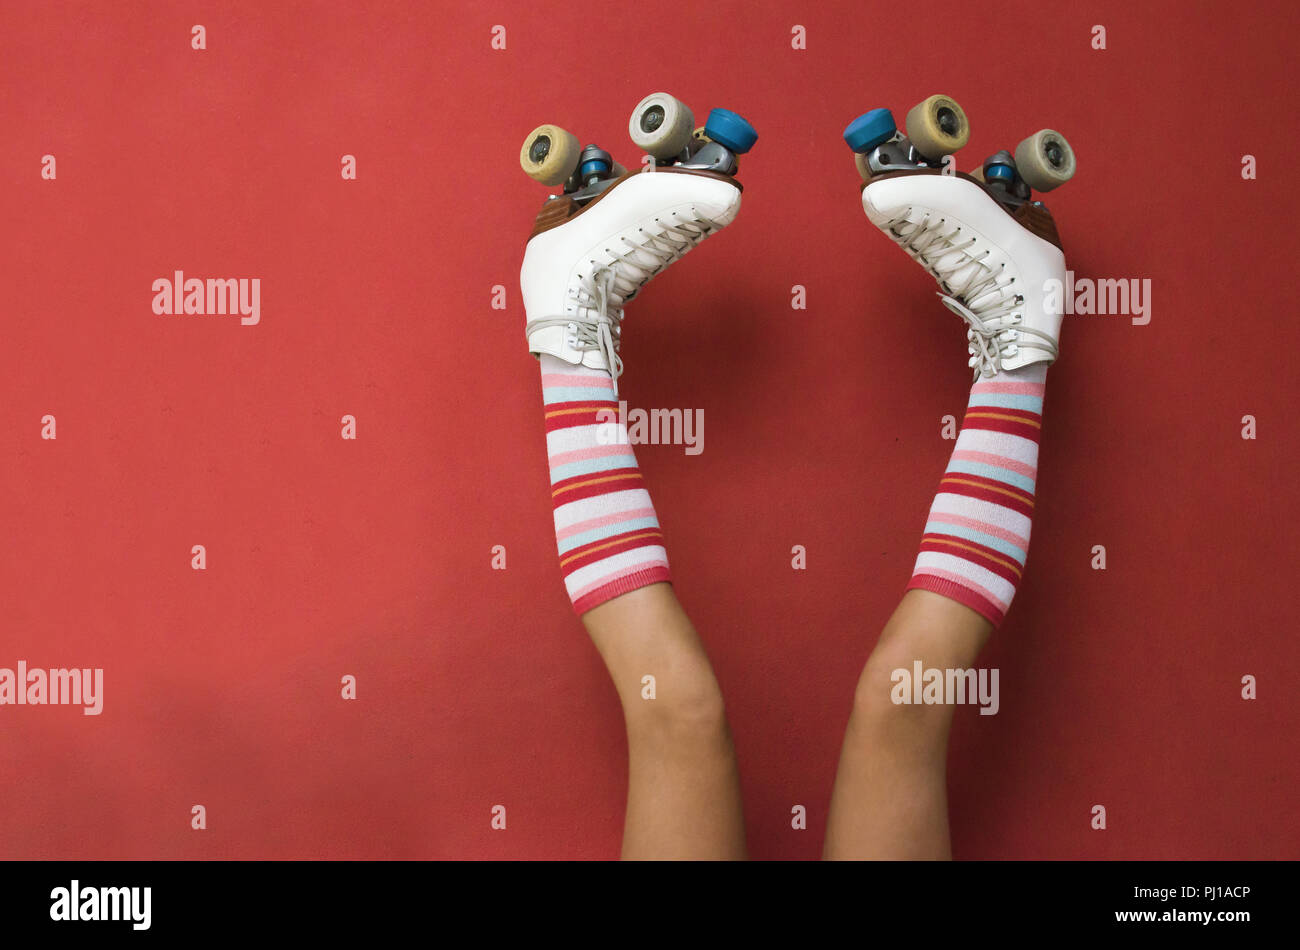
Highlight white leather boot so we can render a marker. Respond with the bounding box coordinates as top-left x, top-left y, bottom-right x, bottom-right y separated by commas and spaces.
518, 94, 756, 394
843, 95, 1074, 378
863, 169, 1067, 377
521, 169, 741, 392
